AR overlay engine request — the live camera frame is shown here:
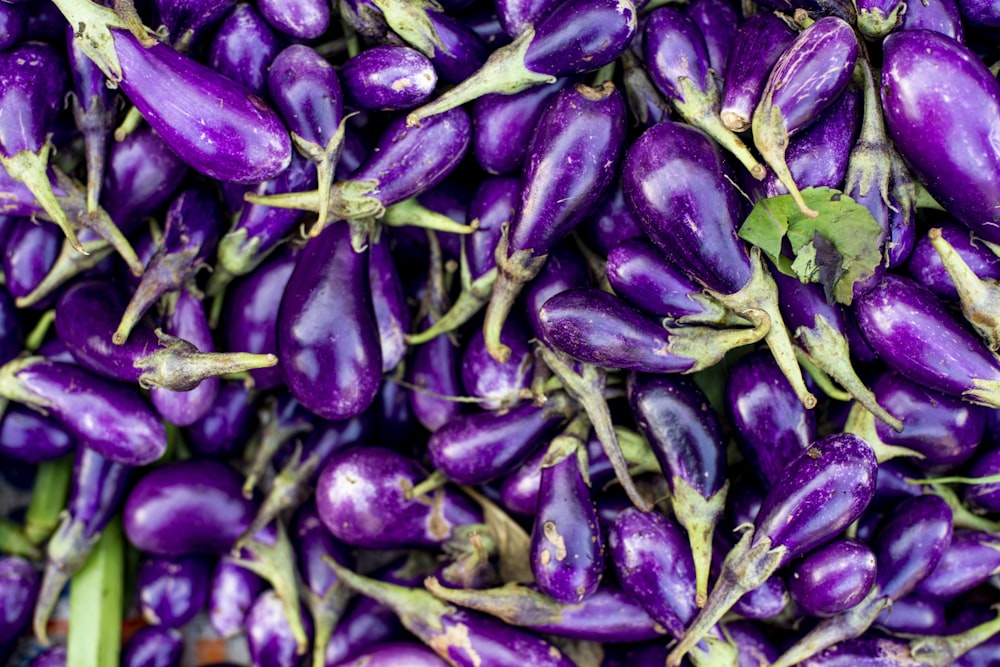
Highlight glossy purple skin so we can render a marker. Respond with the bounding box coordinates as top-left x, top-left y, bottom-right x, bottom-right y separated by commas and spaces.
720, 12, 796, 132
642, 7, 711, 103
606, 238, 723, 321
872, 494, 953, 601
798, 637, 923, 667
150, 289, 220, 426
855, 274, 1000, 401
524, 243, 592, 342
341, 45, 435, 112
754, 433, 877, 562
121, 625, 183, 667
471, 78, 573, 175
726, 351, 815, 488
316, 446, 481, 548
416, 9, 489, 84
258, 0, 328, 38
914, 530, 1000, 599
2, 359, 166, 465
0, 557, 37, 644
882, 30, 1000, 243
0, 4, 25, 50
581, 178, 644, 257
111, 28, 291, 184
157, 0, 236, 43
956, 0, 1000, 25
461, 326, 533, 409
530, 446, 604, 604
292, 503, 350, 604
0, 42, 65, 156
246, 590, 314, 667
871, 371, 986, 471
876, 594, 947, 635
906, 219, 1000, 301
756, 84, 861, 199
522, 0, 637, 77
774, 268, 851, 338
760, 17, 857, 137
138, 555, 212, 628
496, 0, 555, 37
330, 643, 450, 667
268, 45, 342, 149
686, 0, 737, 78
628, 373, 725, 498
608, 508, 699, 638
963, 449, 1000, 512
408, 316, 463, 432
347, 108, 470, 210
727, 620, 780, 667
208, 3, 279, 96
100, 126, 189, 232
3, 218, 60, 300
732, 569, 789, 620
789, 539, 877, 617
506, 83, 625, 259
324, 593, 404, 664
209, 557, 266, 638
539, 288, 696, 373
0, 405, 75, 463
124, 460, 257, 556
65, 446, 133, 542
466, 176, 518, 280
369, 238, 408, 372
278, 223, 381, 420
499, 442, 553, 516
28, 646, 66, 667
624, 121, 749, 295
900, 0, 964, 37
